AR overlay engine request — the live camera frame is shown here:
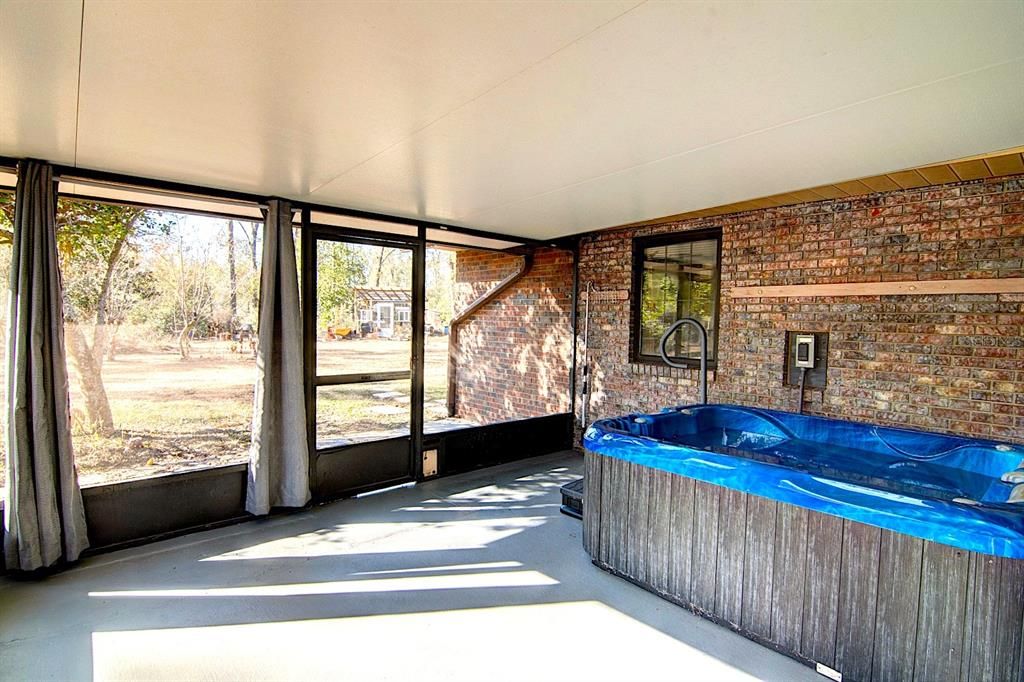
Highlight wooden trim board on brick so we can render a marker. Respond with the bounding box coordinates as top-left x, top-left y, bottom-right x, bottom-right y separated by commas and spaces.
617, 145, 1024, 229
729, 278, 1024, 299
